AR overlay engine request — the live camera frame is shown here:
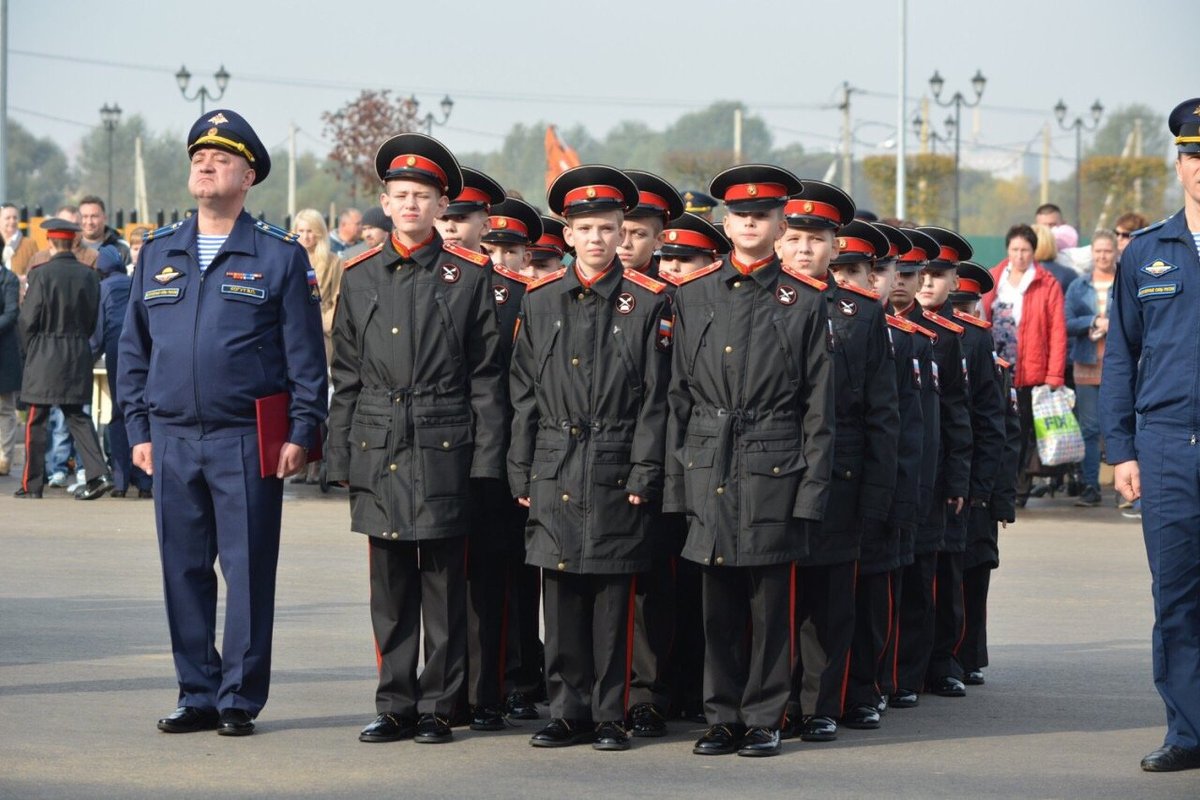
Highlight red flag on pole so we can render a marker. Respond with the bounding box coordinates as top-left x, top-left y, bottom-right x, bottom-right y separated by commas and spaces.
545, 125, 581, 192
